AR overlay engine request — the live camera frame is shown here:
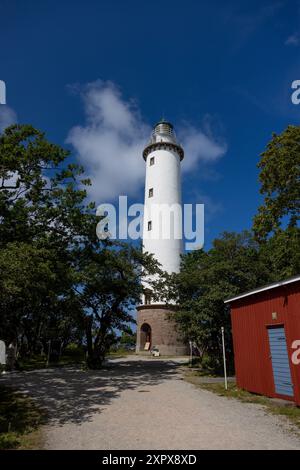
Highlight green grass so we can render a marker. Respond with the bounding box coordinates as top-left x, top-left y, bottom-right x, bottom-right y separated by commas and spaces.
0, 385, 45, 449
17, 355, 48, 371
17, 348, 86, 371
17, 346, 138, 371
184, 363, 220, 376
185, 371, 300, 431
107, 349, 136, 358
